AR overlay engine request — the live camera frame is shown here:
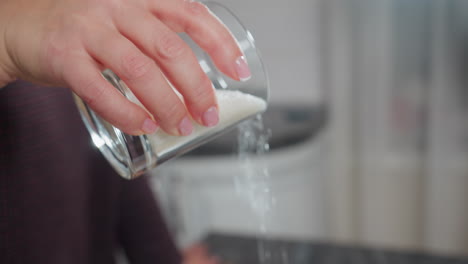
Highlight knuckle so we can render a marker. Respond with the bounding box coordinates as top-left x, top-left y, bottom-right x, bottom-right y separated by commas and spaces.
41, 27, 84, 78
203, 38, 222, 55
157, 32, 187, 60
121, 52, 154, 81
189, 76, 214, 104
80, 79, 108, 109
162, 97, 185, 122
221, 32, 236, 48
67, 13, 97, 36
118, 106, 141, 132
41, 36, 64, 76
185, 1, 209, 16
208, 33, 233, 55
